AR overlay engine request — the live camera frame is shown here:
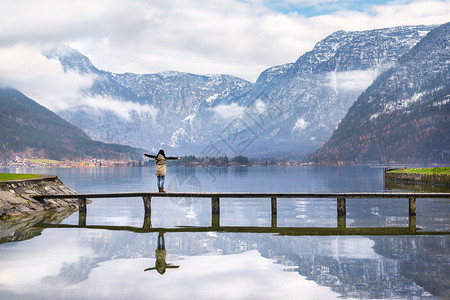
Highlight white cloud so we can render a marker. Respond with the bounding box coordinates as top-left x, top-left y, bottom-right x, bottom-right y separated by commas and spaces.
327, 69, 381, 92
0, 249, 342, 299
78, 96, 158, 121
0, 45, 96, 111
0, 0, 449, 84
372, 0, 450, 25
0, 45, 157, 120
0, 229, 94, 292
211, 103, 245, 119
254, 99, 268, 114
